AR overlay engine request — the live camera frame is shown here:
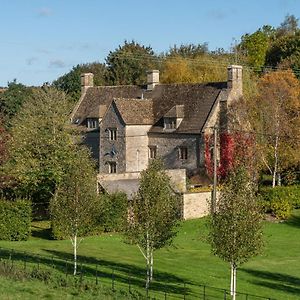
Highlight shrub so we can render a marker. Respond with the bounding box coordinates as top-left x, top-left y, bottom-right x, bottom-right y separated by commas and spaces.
258, 186, 300, 219
0, 199, 31, 240
97, 192, 128, 232
270, 198, 292, 219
